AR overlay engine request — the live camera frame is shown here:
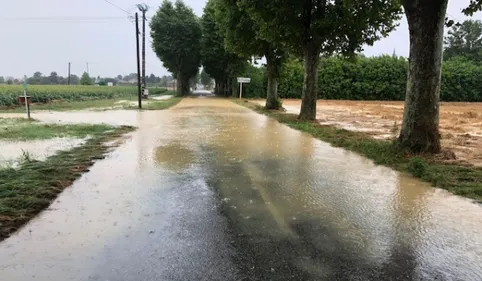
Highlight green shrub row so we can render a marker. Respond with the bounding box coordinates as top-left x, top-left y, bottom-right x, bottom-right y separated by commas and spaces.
245, 55, 482, 102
